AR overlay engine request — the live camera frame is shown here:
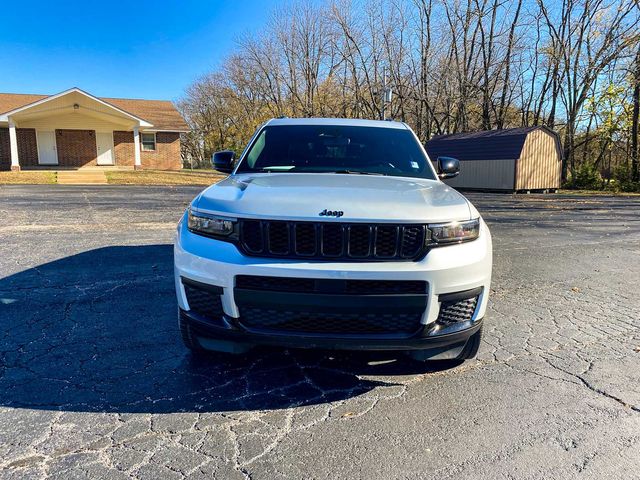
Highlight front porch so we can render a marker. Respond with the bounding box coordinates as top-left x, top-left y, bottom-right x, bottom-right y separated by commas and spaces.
21, 165, 135, 171
0, 88, 150, 171
20, 165, 136, 184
